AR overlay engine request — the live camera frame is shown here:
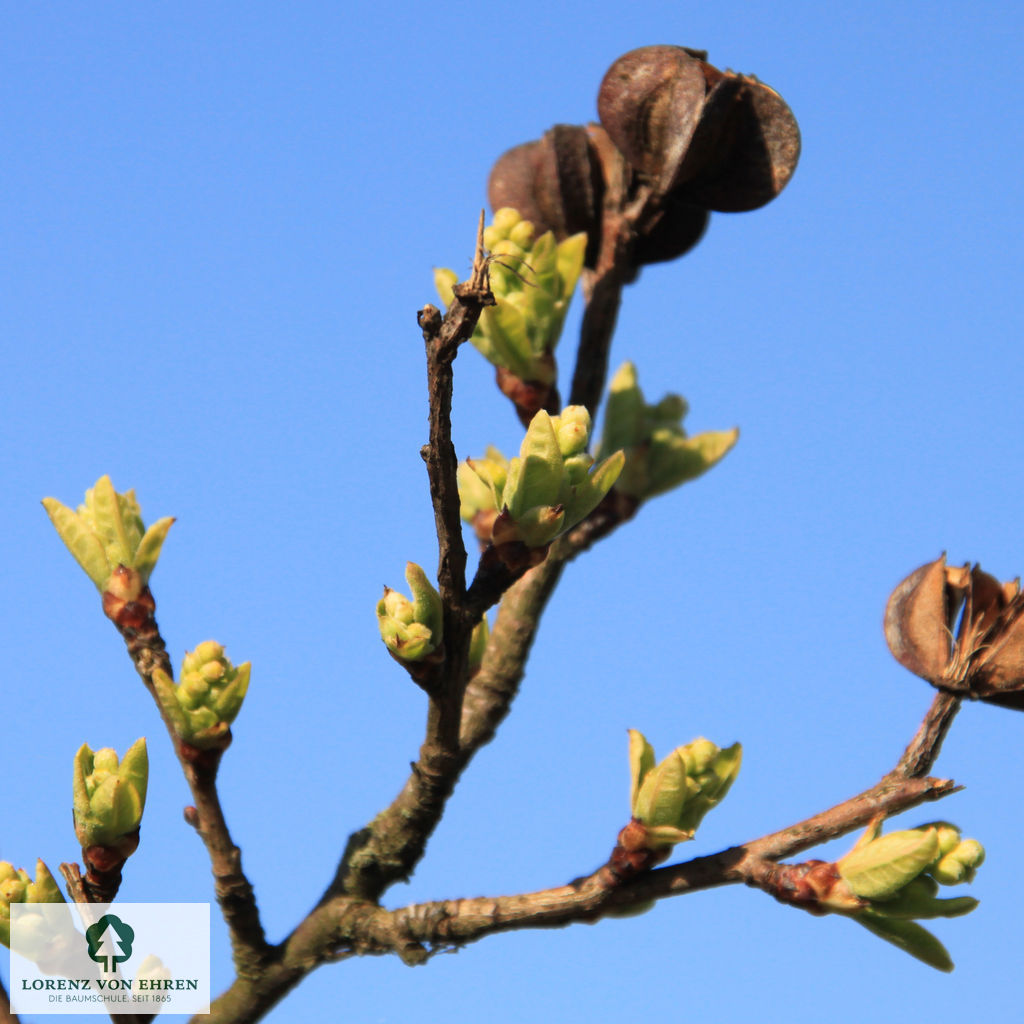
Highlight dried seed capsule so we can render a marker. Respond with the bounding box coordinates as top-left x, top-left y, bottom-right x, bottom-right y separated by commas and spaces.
676, 71, 801, 212
488, 126, 604, 267
884, 556, 954, 683
597, 45, 709, 196
534, 124, 604, 265
487, 140, 549, 233
884, 556, 1024, 709
633, 193, 709, 266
